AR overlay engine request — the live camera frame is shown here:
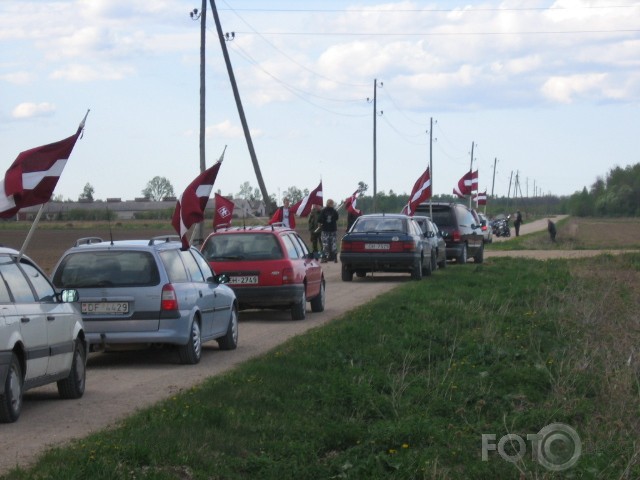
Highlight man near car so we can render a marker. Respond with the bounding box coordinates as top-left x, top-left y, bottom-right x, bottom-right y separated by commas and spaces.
319, 199, 339, 263
308, 204, 321, 254
548, 219, 557, 242
268, 197, 296, 229
514, 210, 523, 236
